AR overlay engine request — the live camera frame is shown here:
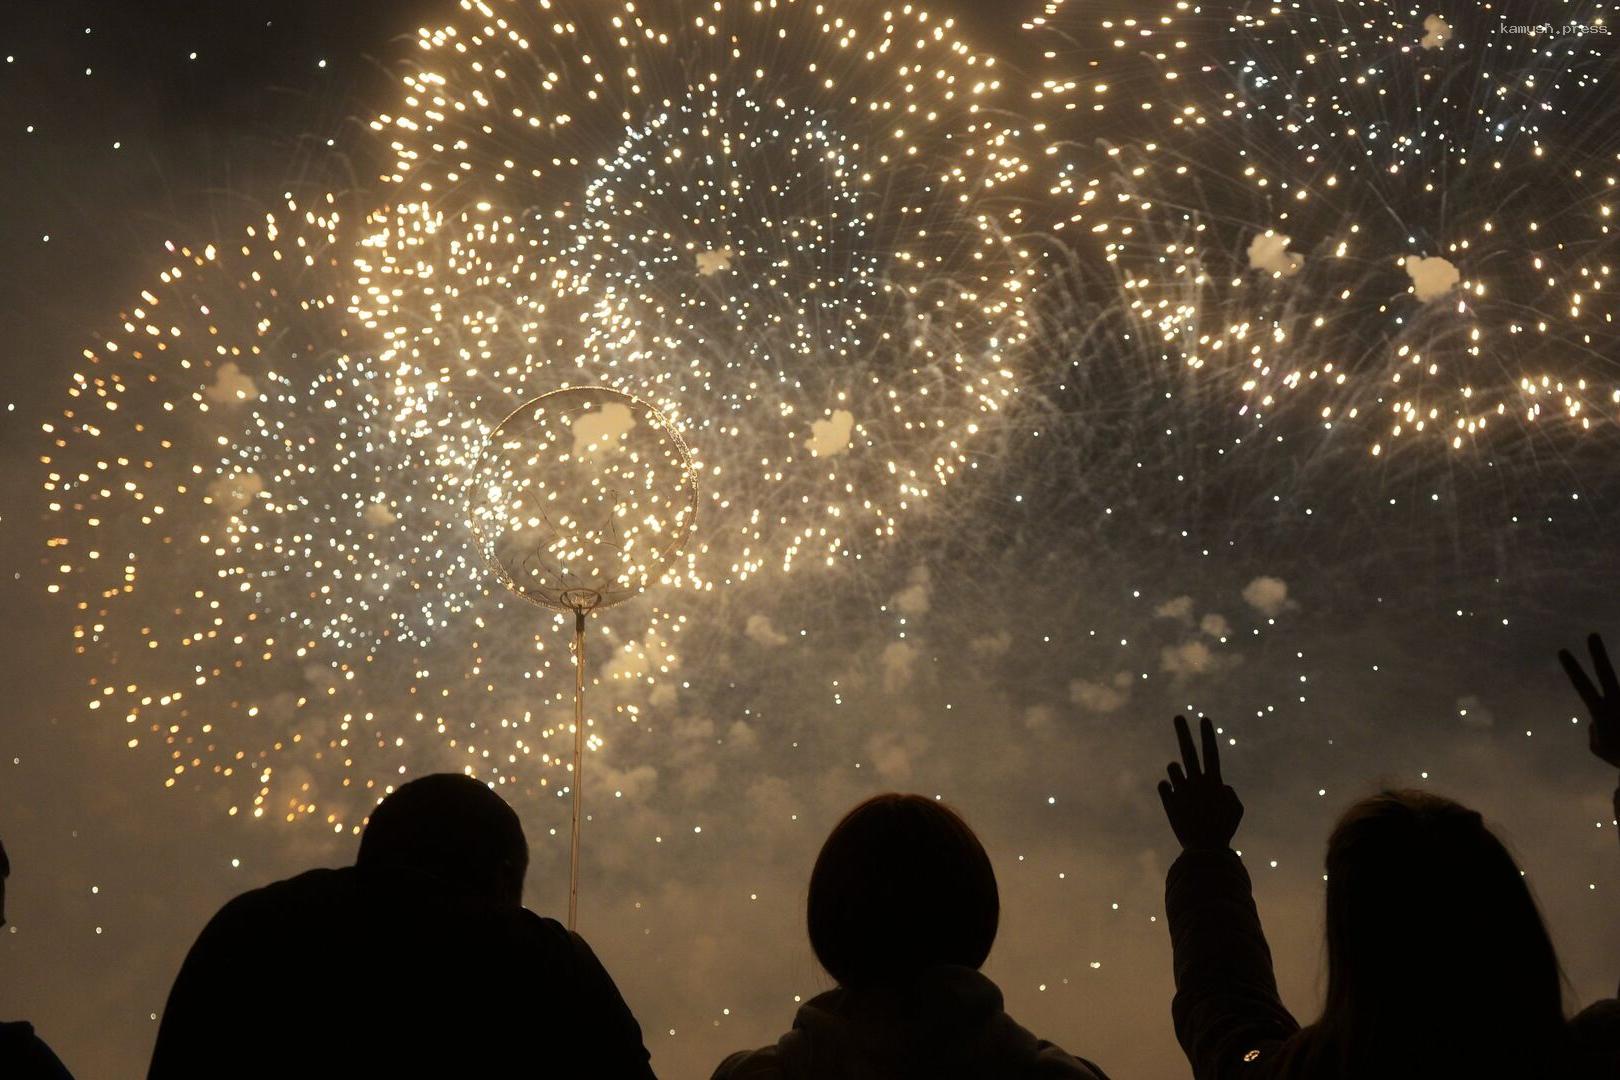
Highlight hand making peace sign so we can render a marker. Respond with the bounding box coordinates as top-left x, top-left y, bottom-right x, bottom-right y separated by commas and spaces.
1558, 632, 1620, 771
1158, 714, 1245, 853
